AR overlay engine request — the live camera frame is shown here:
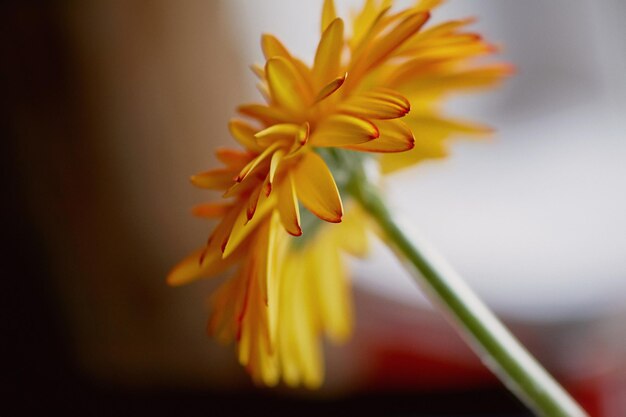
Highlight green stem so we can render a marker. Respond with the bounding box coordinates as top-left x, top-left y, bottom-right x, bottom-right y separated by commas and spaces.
348, 174, 588, 417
